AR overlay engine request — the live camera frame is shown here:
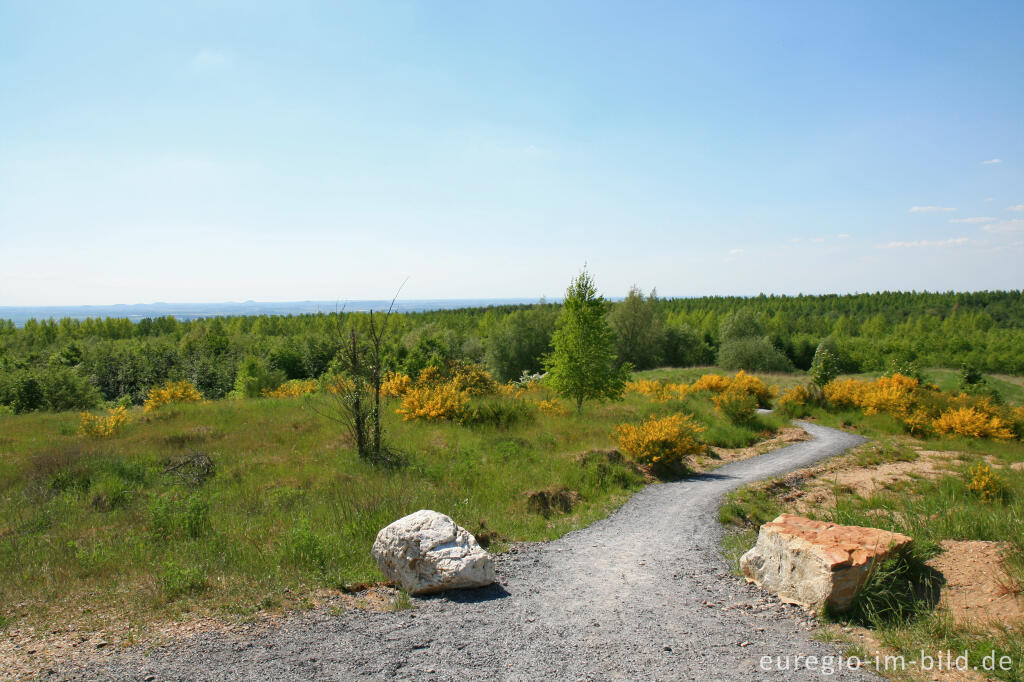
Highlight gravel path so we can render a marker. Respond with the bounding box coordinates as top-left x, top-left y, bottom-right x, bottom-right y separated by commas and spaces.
66, 421, 875, 681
